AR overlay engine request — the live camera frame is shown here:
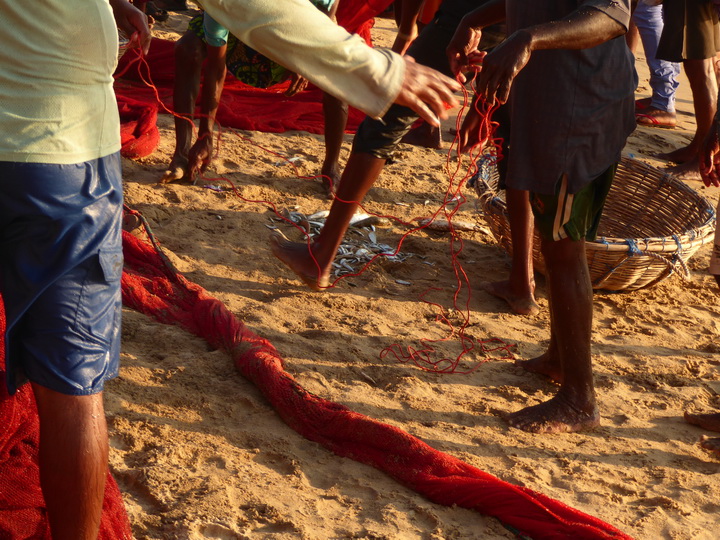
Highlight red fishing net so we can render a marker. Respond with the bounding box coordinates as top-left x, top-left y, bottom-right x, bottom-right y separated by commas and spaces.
0, 296, 132, 539
121, 229, 634, 540
113, 0, 394, 158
